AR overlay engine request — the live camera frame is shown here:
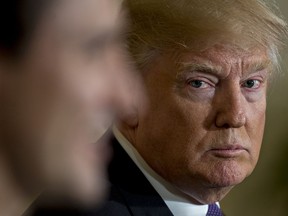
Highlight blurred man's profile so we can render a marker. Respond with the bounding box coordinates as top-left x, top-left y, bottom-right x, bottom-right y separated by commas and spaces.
31, 0, 287, 216
0, 0, 139, 215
